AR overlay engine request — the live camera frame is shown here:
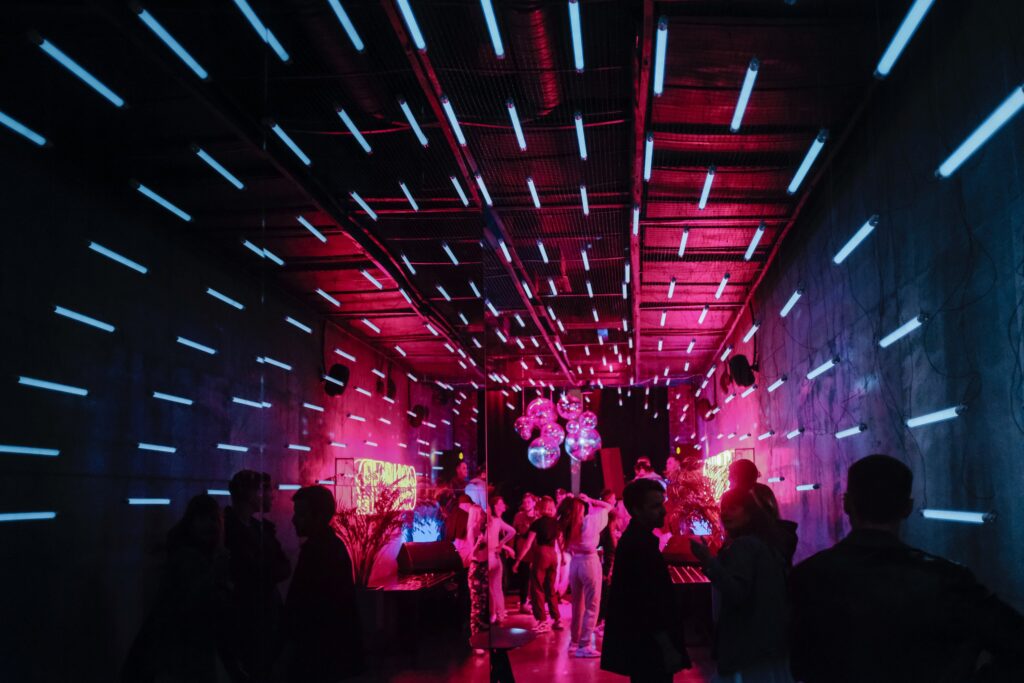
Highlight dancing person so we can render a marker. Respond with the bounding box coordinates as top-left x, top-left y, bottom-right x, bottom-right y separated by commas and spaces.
561, 492, 613, 658
513, 493, 539, 613
691, 488, 793, 682
632, 457, 666, 486
464, 479, 490, 650
122, 494, 237, 683
554, 495, 575, 603
512, 496, 562, 633
487, 494, 516, 624
790, 455, 1024, 683
223, 470, 290, 681
282, 486, 363, 682
601, 478, 690, 682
